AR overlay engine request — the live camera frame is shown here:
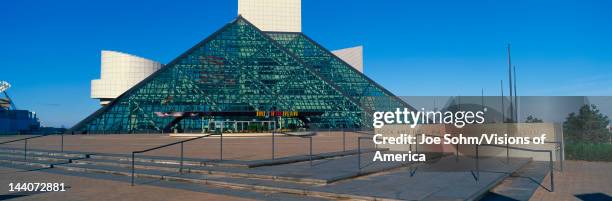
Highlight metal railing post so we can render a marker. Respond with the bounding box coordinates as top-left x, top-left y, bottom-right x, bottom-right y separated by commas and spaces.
549, 151, 554, 192
476, 145, 480, 181
220, 130, 223, 161
506, 142, 510, 164
342, 128, 346, 152
357, 138, 361, 170
24, 139, 27, 160
180, 142, 184, 173
415, 135, 419, 153
309, 136, 313, 166
127, 134, 209, 187
131, 152, 135, 186
456, 143, 459, 161
272, 130, 275, 160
